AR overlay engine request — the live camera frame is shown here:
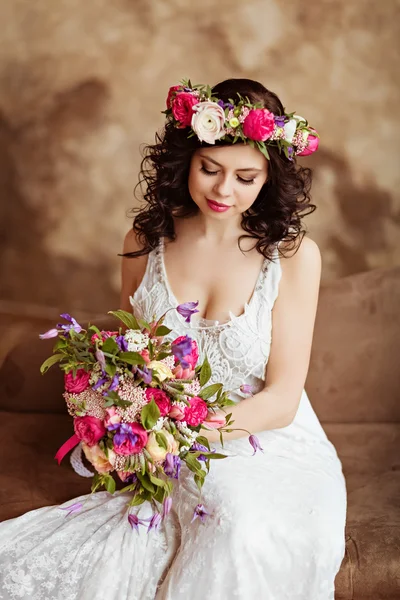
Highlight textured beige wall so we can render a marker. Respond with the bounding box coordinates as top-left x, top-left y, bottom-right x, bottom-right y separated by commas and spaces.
1, 0, 399, 316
